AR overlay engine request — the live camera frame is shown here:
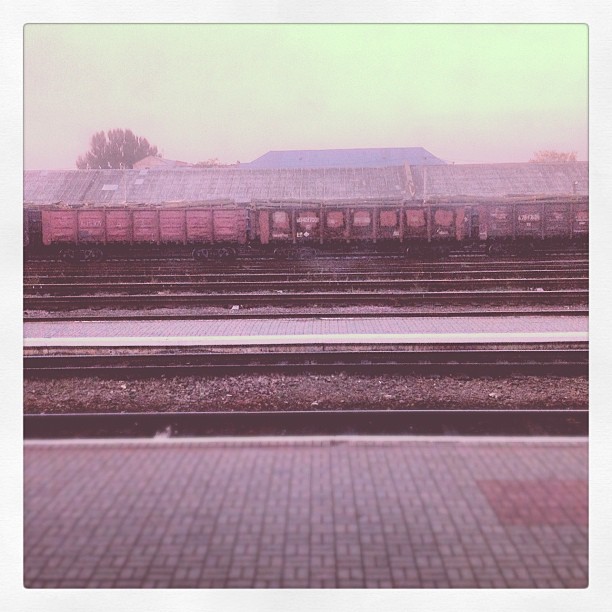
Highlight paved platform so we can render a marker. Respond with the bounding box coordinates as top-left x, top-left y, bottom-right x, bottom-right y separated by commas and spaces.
24, 437, 588, 588
24, 315, 587, 347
